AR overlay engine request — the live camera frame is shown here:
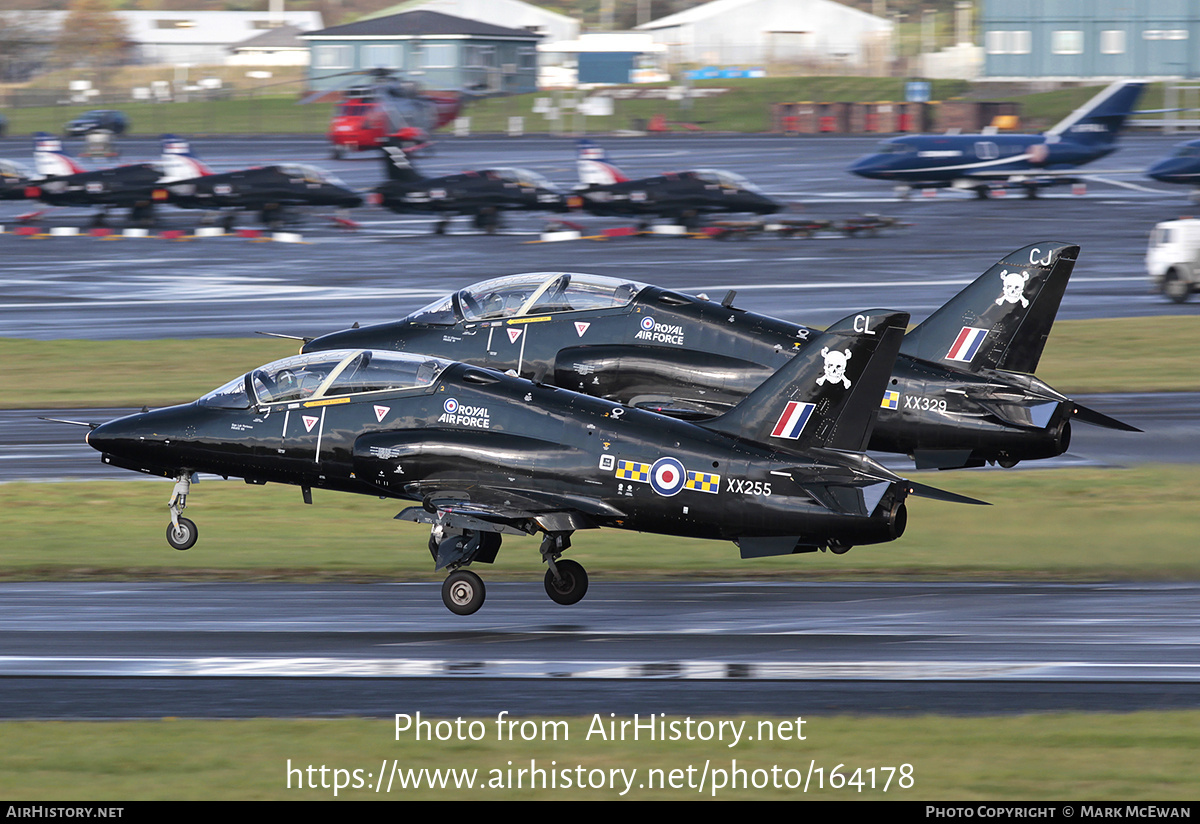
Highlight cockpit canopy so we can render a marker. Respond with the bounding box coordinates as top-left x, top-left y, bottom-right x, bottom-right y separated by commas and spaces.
485, 168, 559, 190
0, 159, 32, 180
199, 350, 451, 409
275, 163, 350, 188
690, 168, 765, 193
405, 272, 648, 326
